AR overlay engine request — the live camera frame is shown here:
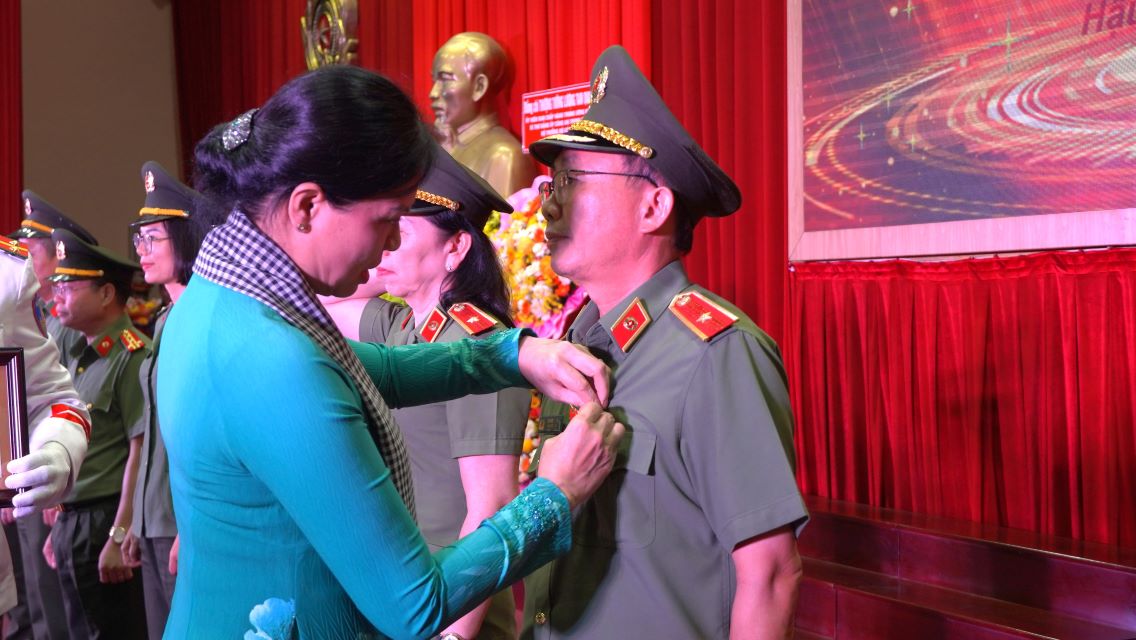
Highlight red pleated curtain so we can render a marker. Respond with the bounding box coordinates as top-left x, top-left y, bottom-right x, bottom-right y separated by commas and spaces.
653, 0, 788, 344
1, 1, 22, 232
171, 0, 309, 180
789, 250, 1136, 547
